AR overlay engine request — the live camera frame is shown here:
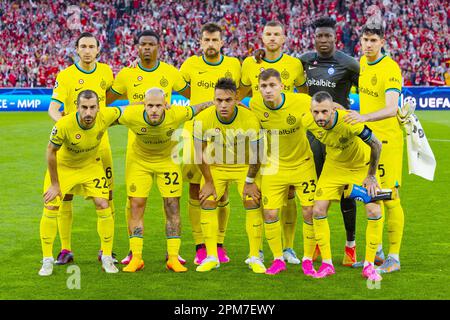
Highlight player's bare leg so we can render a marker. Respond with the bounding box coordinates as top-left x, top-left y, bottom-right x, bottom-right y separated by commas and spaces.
164, 197, 187, 272
123, 197, 146, 272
